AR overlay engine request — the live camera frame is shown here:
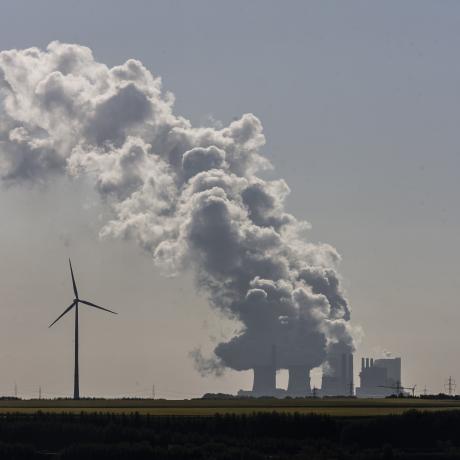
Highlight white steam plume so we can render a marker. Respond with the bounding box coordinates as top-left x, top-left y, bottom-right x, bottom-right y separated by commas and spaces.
0, 42, 358, 375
